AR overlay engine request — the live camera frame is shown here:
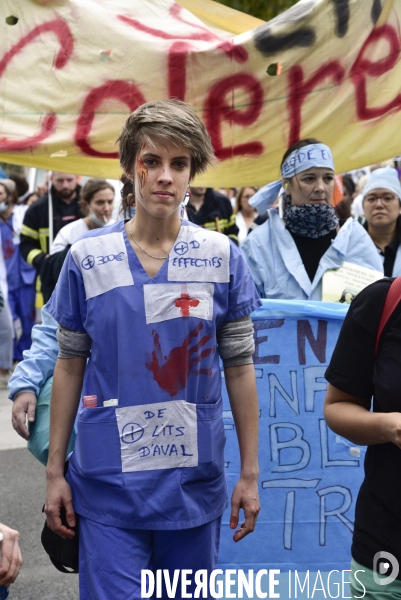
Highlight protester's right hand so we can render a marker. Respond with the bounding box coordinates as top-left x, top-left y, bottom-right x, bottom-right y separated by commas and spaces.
45, 476, 76, 539
12, 392, 37, 440
0, 523, 22, 587
385, 412, 401, 449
